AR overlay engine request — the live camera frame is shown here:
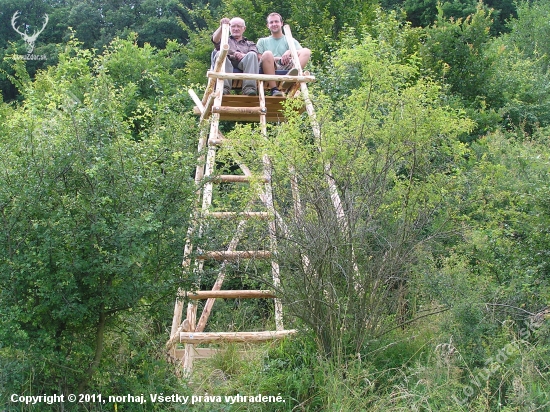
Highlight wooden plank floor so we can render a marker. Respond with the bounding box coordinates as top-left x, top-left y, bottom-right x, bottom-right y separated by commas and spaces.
193, 94, 304, 122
